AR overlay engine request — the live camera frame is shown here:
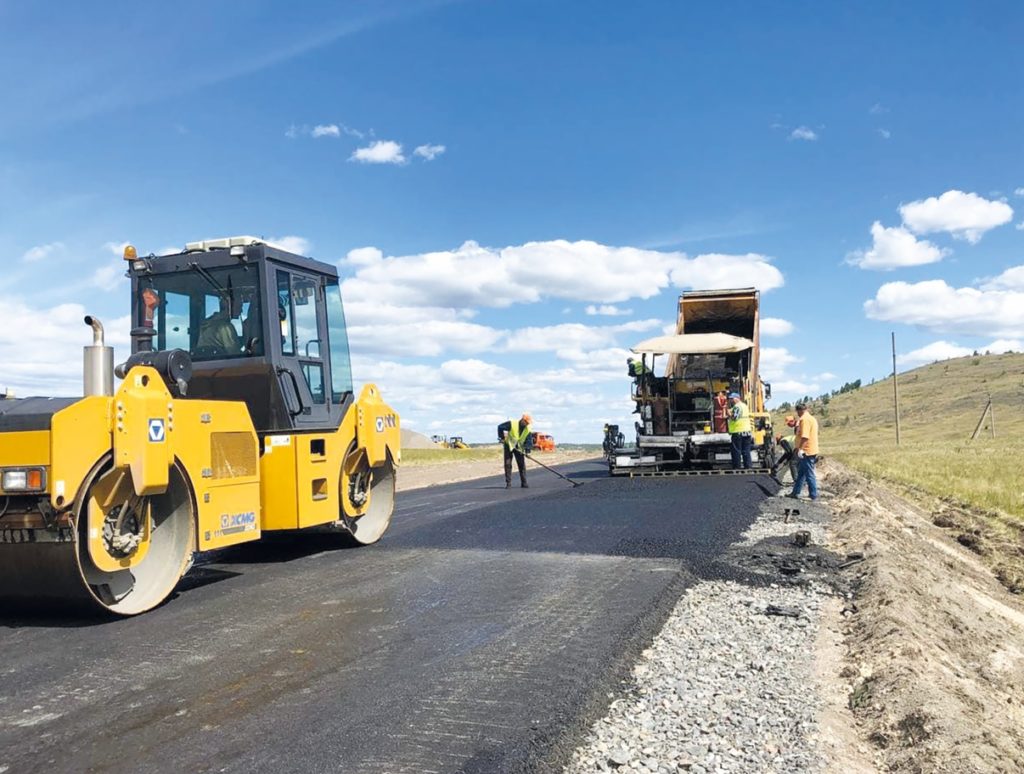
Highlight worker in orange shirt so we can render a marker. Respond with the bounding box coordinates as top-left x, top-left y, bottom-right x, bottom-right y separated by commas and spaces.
788, 402, 819, 500
712, 391, 729, 433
